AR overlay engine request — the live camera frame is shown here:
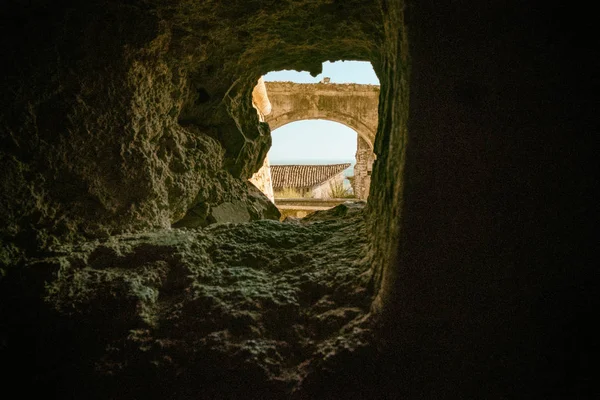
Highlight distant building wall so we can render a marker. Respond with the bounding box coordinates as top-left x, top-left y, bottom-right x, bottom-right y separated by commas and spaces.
312, 172, 345, 199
